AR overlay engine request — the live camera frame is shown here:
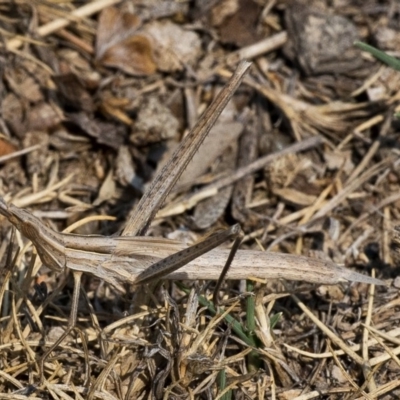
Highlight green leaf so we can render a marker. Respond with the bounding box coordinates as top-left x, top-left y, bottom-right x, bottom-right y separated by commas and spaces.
354, 41, 400, 71
218, 369, 232, 400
